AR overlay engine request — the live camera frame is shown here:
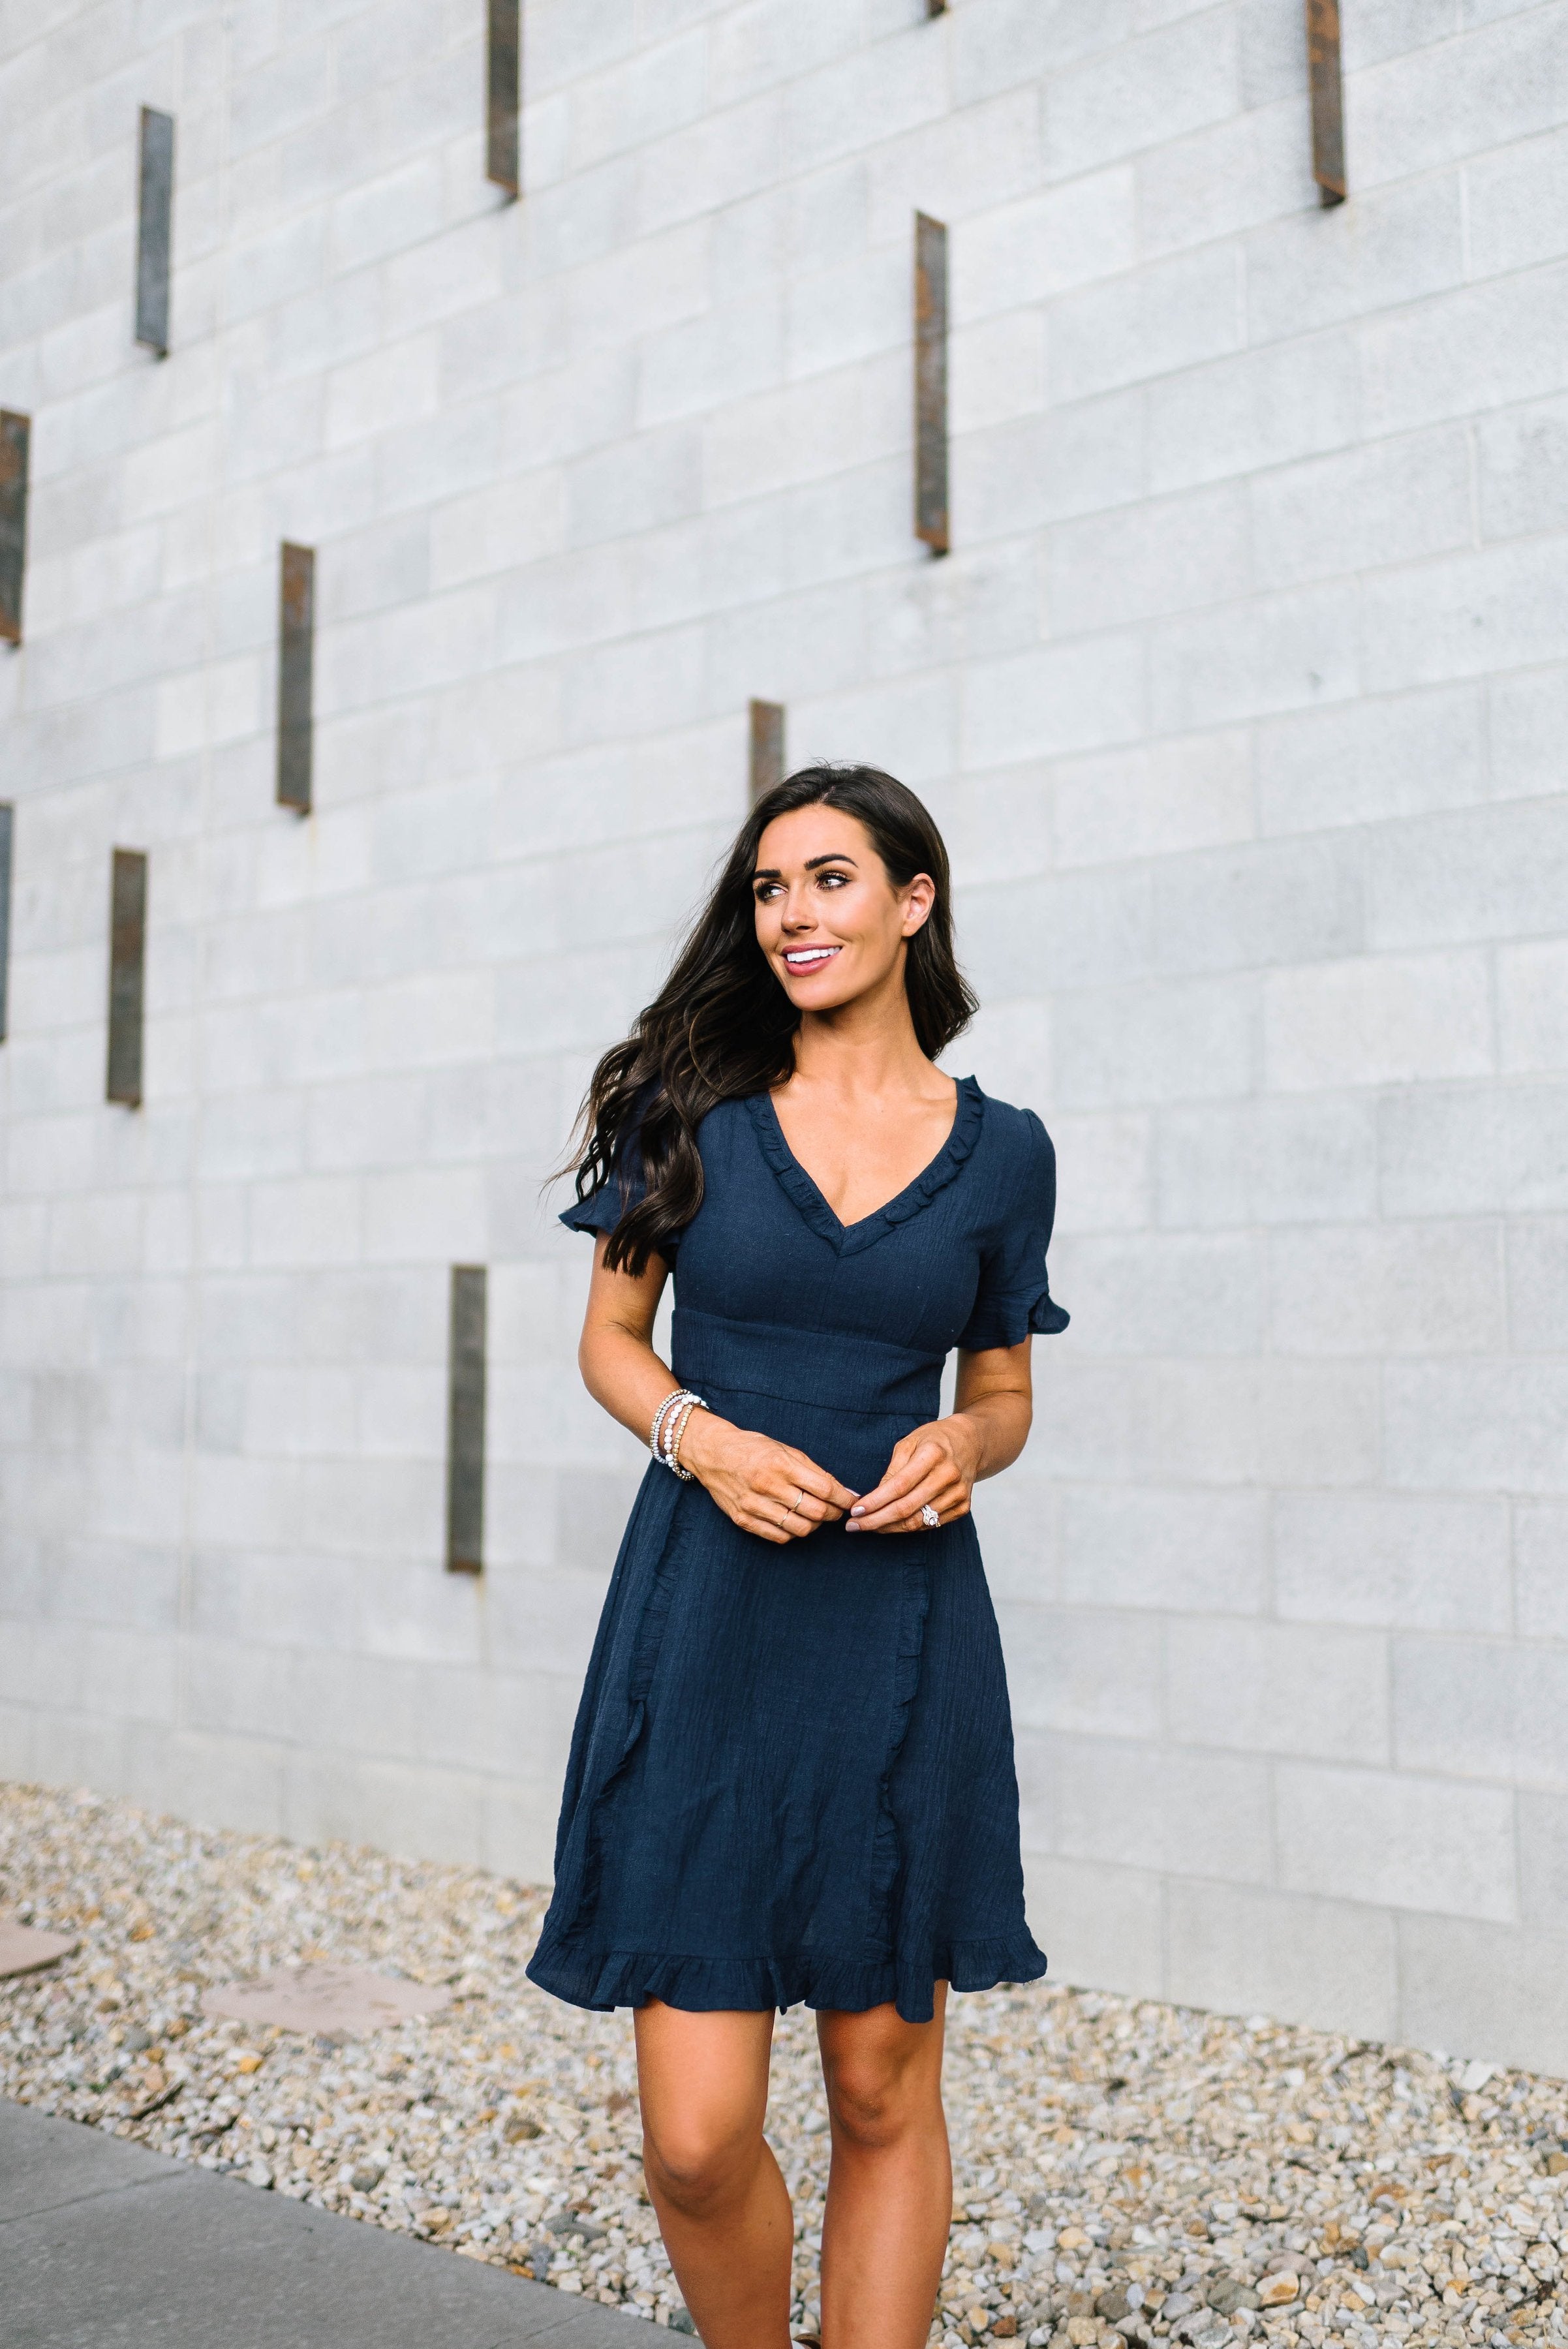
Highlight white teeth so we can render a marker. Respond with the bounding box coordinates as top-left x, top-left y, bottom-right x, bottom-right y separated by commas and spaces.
786, 948, 837, 966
